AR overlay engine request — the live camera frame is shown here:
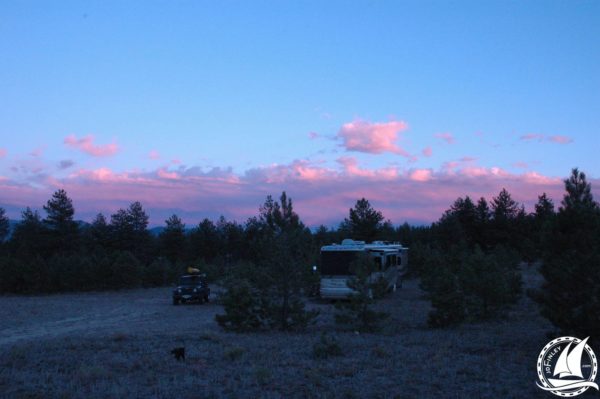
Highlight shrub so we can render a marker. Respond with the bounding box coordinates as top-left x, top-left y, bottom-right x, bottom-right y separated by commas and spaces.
334, 253, 389, 332
108, 251, 143, 289
223, 346, 245, 361
143, 257, 174, 287
215, 279, 266, 332
421, 245, 521, 327
312, 334, 343, 359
